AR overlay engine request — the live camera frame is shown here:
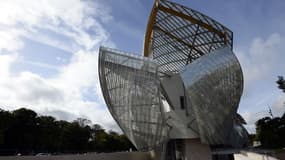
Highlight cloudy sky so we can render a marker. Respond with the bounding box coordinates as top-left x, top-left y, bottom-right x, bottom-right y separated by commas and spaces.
0, 0, 284, 133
